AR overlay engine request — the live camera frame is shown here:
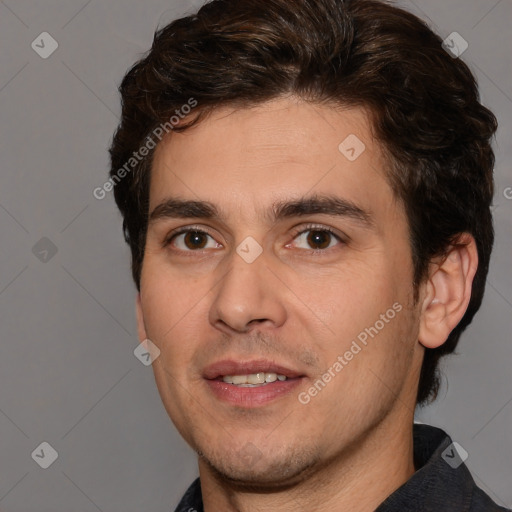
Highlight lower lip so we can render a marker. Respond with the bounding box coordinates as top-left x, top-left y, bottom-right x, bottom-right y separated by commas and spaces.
205, 378, 303, 407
